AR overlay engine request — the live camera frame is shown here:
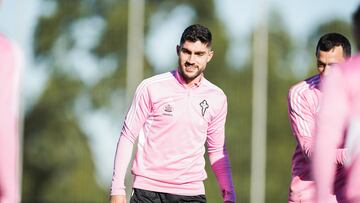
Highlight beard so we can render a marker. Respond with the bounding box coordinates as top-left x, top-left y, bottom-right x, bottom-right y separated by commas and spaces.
178, 62, 203, 83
